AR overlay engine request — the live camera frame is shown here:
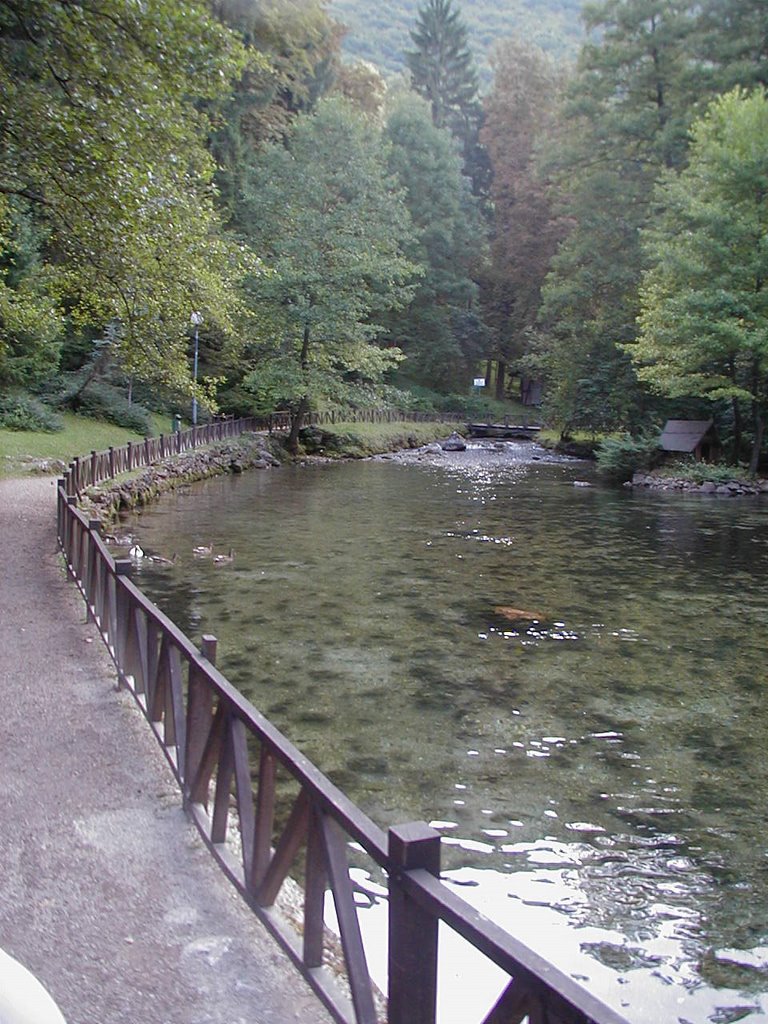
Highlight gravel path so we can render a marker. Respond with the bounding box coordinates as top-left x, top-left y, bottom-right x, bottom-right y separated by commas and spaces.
0, 475, 331, 1024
